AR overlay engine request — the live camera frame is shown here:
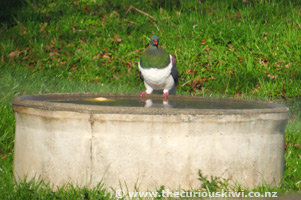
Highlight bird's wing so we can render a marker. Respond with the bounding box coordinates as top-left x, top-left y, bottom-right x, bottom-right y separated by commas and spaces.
139, 70, 144, 81
171, 55, 178, 84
